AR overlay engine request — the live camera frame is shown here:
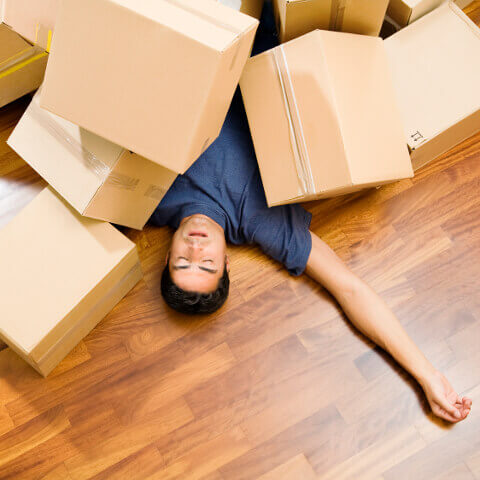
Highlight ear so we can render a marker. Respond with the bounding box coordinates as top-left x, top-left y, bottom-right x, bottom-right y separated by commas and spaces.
225, 255, 230, 273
